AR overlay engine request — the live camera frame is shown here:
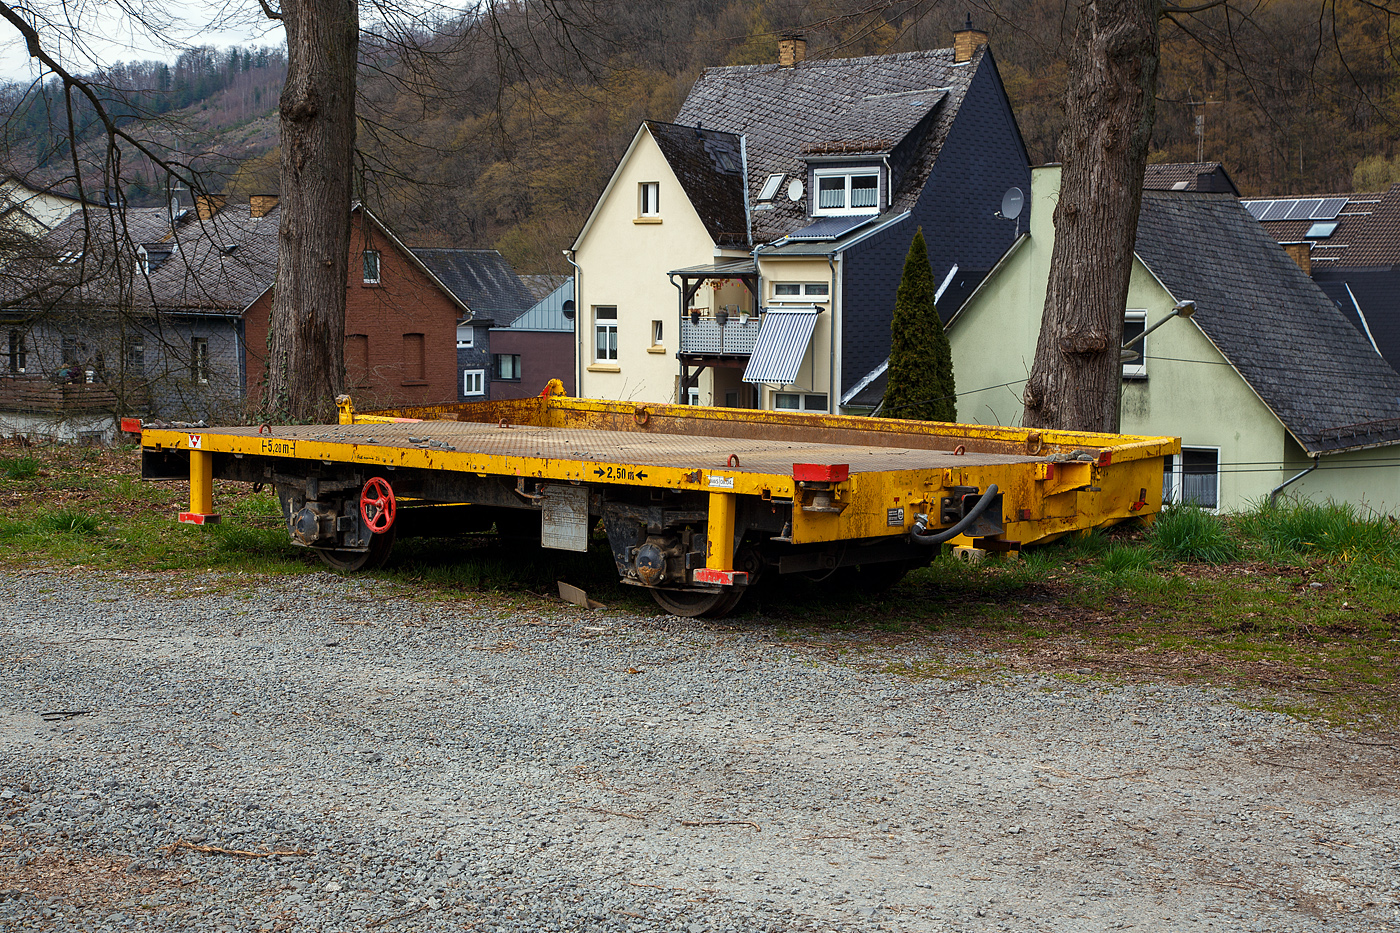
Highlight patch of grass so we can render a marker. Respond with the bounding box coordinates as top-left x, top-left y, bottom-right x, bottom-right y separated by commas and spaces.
1098, 545, 1156, 574
1236, 499, 1400, 563
1150, 505, 1241, 563
34, 508, 100, 536
0, 455, 41, 480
